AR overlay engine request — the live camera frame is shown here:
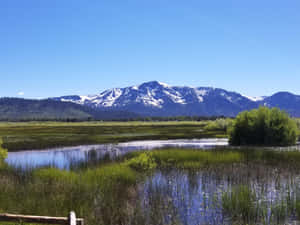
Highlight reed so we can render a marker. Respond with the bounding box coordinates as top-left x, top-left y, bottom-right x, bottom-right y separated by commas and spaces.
2, 147, 300, 224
